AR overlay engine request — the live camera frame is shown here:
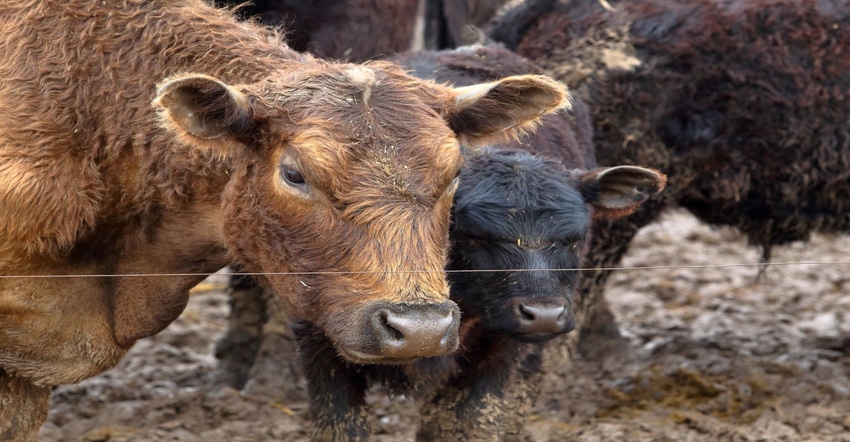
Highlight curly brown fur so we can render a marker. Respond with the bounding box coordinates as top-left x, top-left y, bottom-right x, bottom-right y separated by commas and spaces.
0, 1, 566, 439
510, 0, 850, 258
